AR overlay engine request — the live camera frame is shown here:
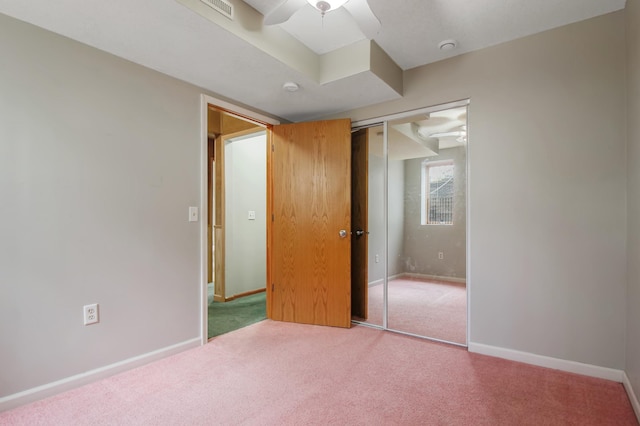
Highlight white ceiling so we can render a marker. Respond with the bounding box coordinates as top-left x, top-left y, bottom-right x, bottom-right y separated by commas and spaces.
0, 0, 626, 122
